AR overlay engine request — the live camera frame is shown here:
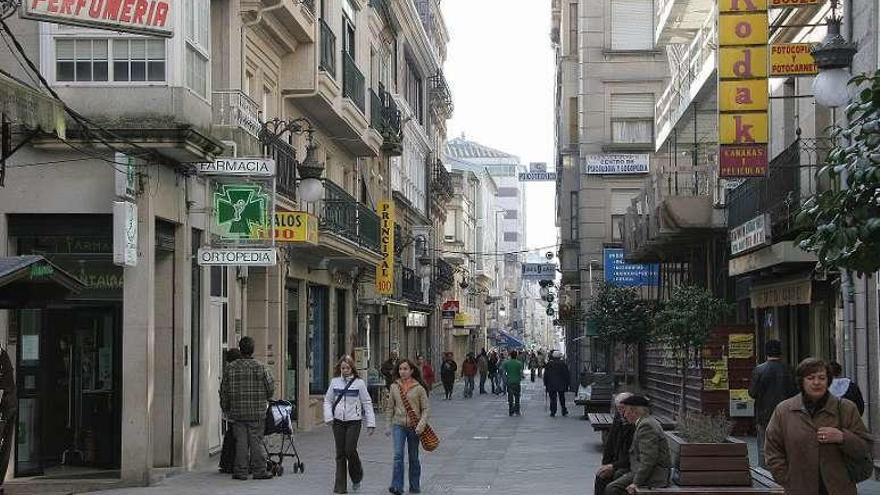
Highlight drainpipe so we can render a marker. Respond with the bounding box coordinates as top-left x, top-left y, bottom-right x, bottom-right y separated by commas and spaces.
241, 0, 288, 94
